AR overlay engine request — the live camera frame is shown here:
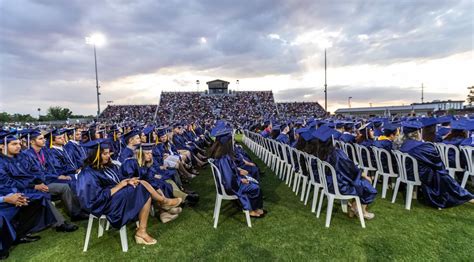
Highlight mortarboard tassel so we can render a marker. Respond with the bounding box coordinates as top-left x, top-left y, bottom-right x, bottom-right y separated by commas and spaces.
49, 133, 53, 149
93, 143, 101, 169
